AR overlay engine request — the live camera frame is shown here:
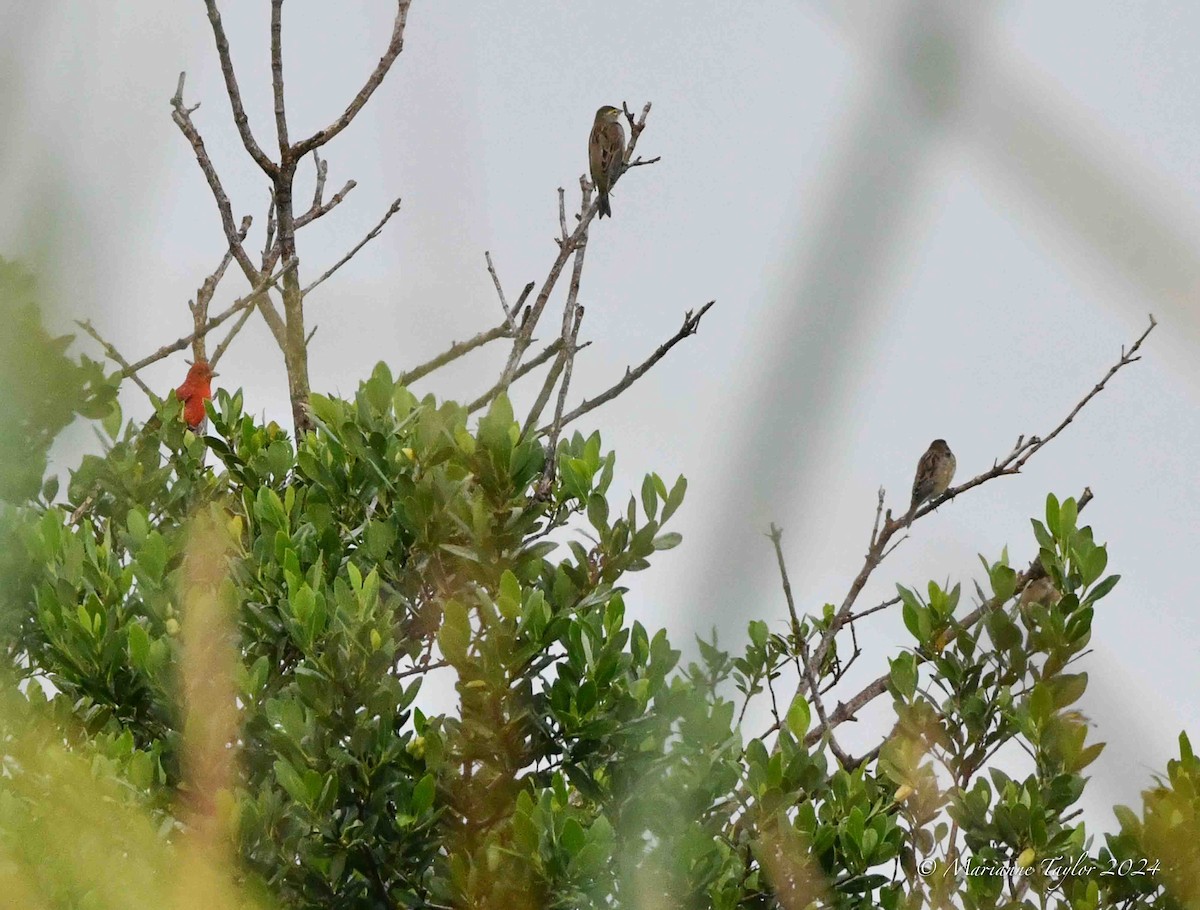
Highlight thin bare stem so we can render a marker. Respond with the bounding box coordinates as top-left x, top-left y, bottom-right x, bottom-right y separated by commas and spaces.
767, 525, 854, 767
76, 322, 155, 399
190, 214, 252, 362
294, 178, 356, 230
201, 0, 278, 177
170, 72, 288, 348
292, 1, 413, 156
210, 299, 257, 368
270, 0, 289, 151
397, 322, 513, 387
261, 188, 278, 266
302, 197, 402, 297
537, 306, 585, 495
311, 151, 328, 210
468, 339, 589, 416
846, 595, 902, 624
120, 261, 296, 377
540, 301, 715, 435
767, 524, 802, 639
526, 206, 592, 431
523, 347, 567, 434
485, 251, 516, 329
